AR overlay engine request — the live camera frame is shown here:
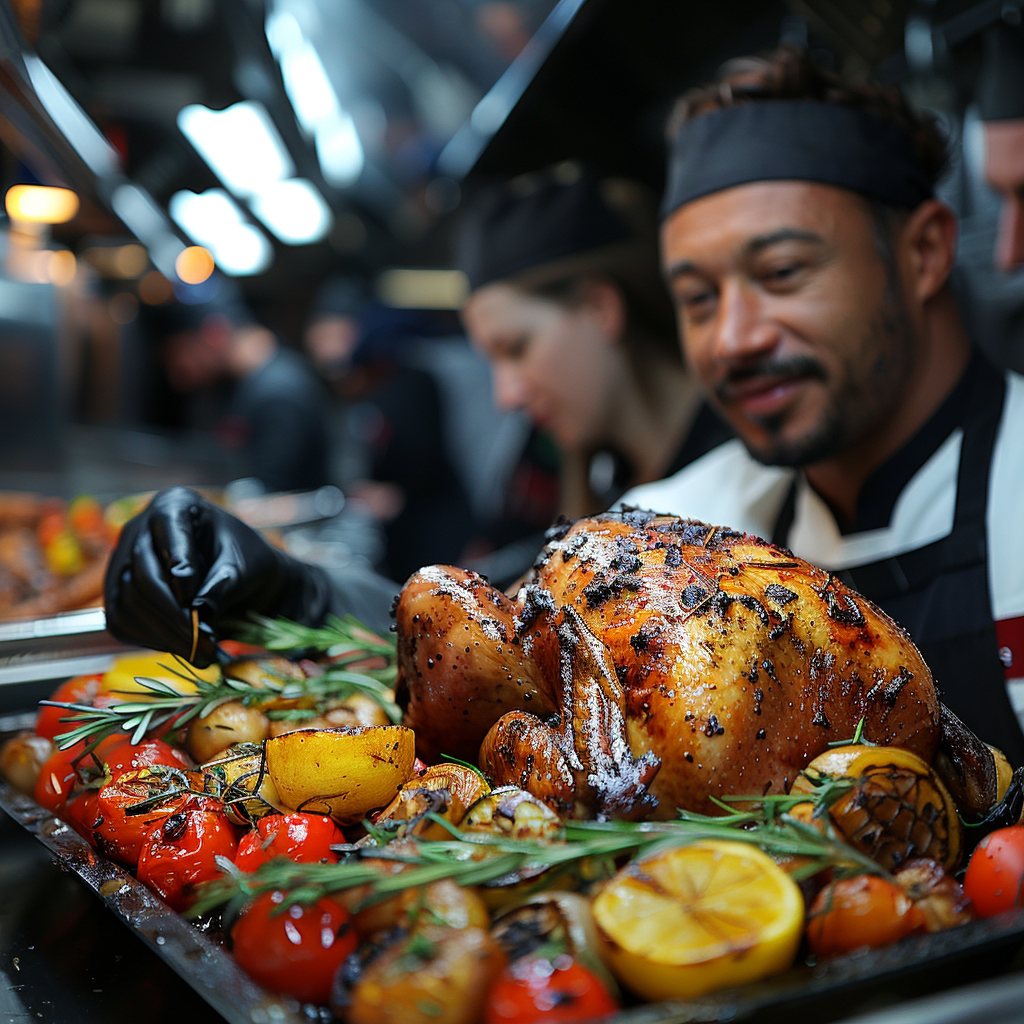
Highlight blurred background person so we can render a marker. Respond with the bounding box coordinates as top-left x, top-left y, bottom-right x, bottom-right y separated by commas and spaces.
977, 22, 1024, 273
149, 289, 331, 494
458, 164, 731, 522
